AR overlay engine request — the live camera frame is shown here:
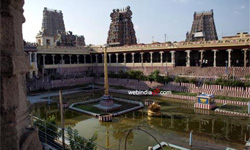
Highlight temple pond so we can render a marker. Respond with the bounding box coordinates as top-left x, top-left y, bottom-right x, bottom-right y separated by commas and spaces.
31, 92, 250, 150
